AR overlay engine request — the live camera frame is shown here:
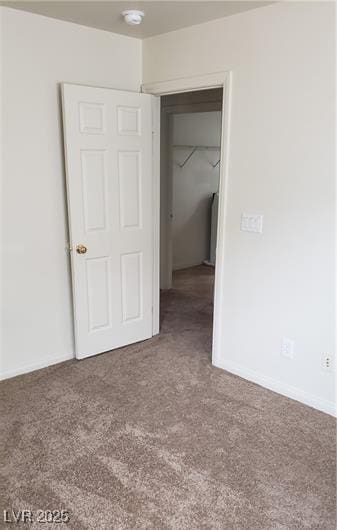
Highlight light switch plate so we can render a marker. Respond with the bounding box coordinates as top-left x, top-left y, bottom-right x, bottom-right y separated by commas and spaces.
241, 213, 263, 233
